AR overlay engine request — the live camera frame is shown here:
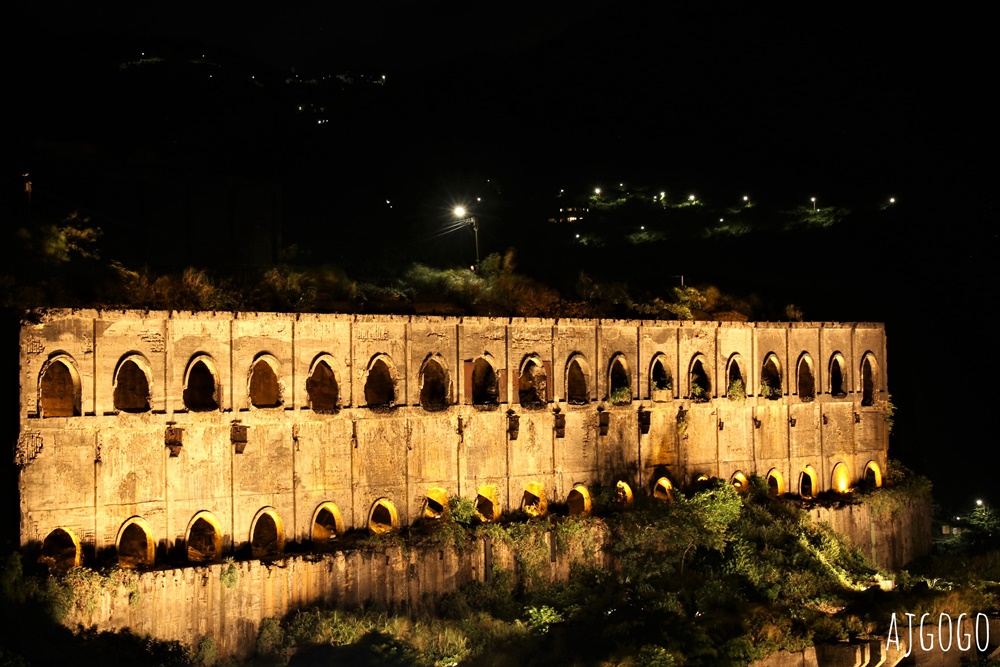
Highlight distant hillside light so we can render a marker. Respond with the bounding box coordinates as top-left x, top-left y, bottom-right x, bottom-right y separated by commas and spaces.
889, 197, 896, 204
594, 187, 601, 195
688, 194, 696, 201
977, 499, 984, 507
